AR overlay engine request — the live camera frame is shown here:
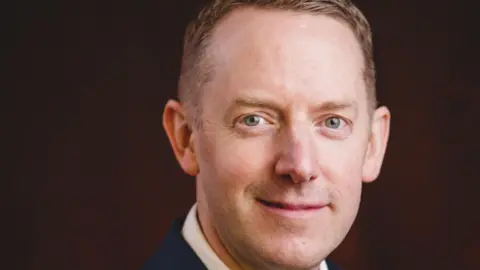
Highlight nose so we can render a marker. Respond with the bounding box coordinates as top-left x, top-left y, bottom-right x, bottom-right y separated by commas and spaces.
274, 130, 319, 184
